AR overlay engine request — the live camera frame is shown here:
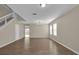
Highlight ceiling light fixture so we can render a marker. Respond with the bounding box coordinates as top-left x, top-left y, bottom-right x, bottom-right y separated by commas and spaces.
33, 13, 37, 15
40, 4, 46, 7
